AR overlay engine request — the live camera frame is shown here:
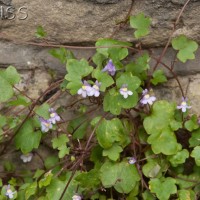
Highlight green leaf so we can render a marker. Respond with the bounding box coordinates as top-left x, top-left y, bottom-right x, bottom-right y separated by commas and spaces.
0, 76, 14, 102
35, 103, 50, 119
75, 169, 101, 189
44, 156, 59, 170
66, 80, 82, 95
170, 120, 182, 131
95, 38, 131, 59
116, 72, 141, 109
142, 160, 161, 178
35, 26, 47, 38
168, 149, 189, 167
191, 146, 200, 166
151, 69, 167, 85
0, 66, 21, 85
125, 53, 150, 74
46, 172, 79, 199
0, 115, 7, 128
52, 134, 69, 158
130, 13, 151, 38
189, 128, 200, 147
92, 52, 107, 68
92, 69, 114, 91
67, 116, 89, 139
25, 182, 37, 200
39, 172, 53, 188
172, 35, 198, 63
144, 101, 180, 155
116, 72, 141, 91
177, 189, 196, 200
14, 120, 42, 154
185, 115, 199, 132
7, 95, 30, 107
149, 177, 177, 200
96, 118, 130, 149
100, 160, 140, 194
142, 190, 156, 200
65, 59, 93, 81
102, 144, 123, 161
103, 88, 122, 115
49, 48, 75, 64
